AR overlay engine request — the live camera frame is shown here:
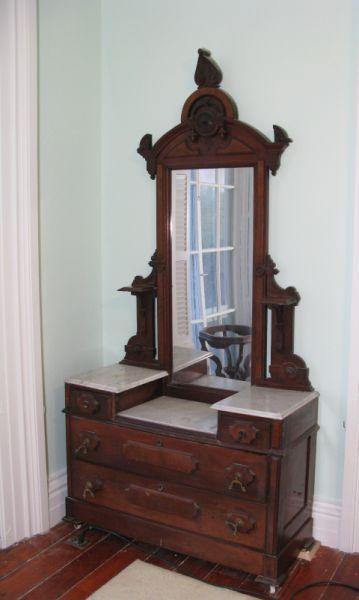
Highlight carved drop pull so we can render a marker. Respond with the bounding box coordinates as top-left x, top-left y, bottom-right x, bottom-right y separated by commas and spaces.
74, 431, 100, 457
225, 463, 256, 494
82, 478, 102, 500
225, 511, 256, 536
